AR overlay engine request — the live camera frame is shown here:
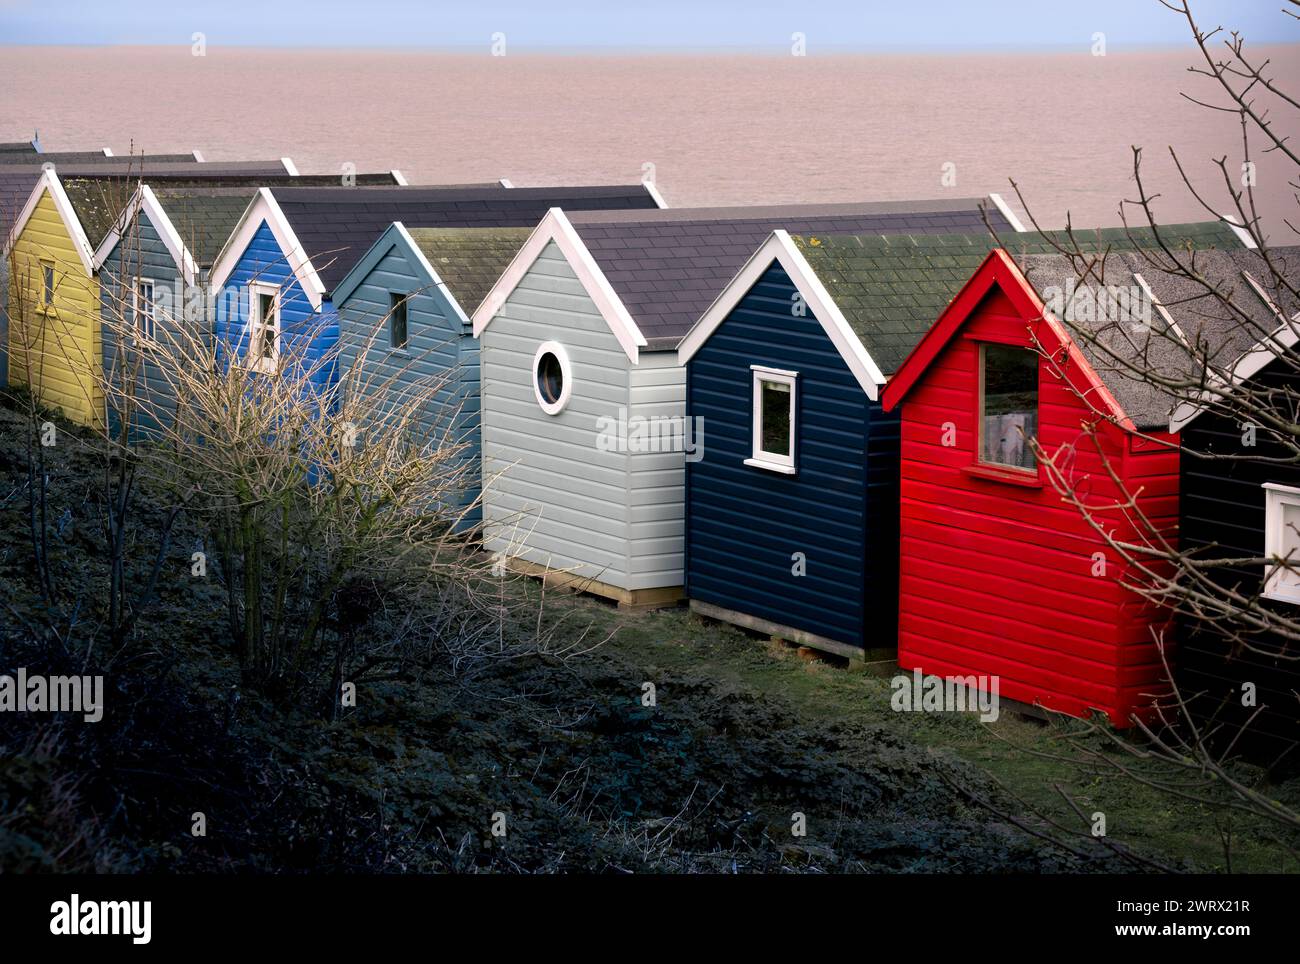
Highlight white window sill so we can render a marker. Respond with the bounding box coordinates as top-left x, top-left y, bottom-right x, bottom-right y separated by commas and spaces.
744, 457, 796, 475
1262, 587, 1300, 606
